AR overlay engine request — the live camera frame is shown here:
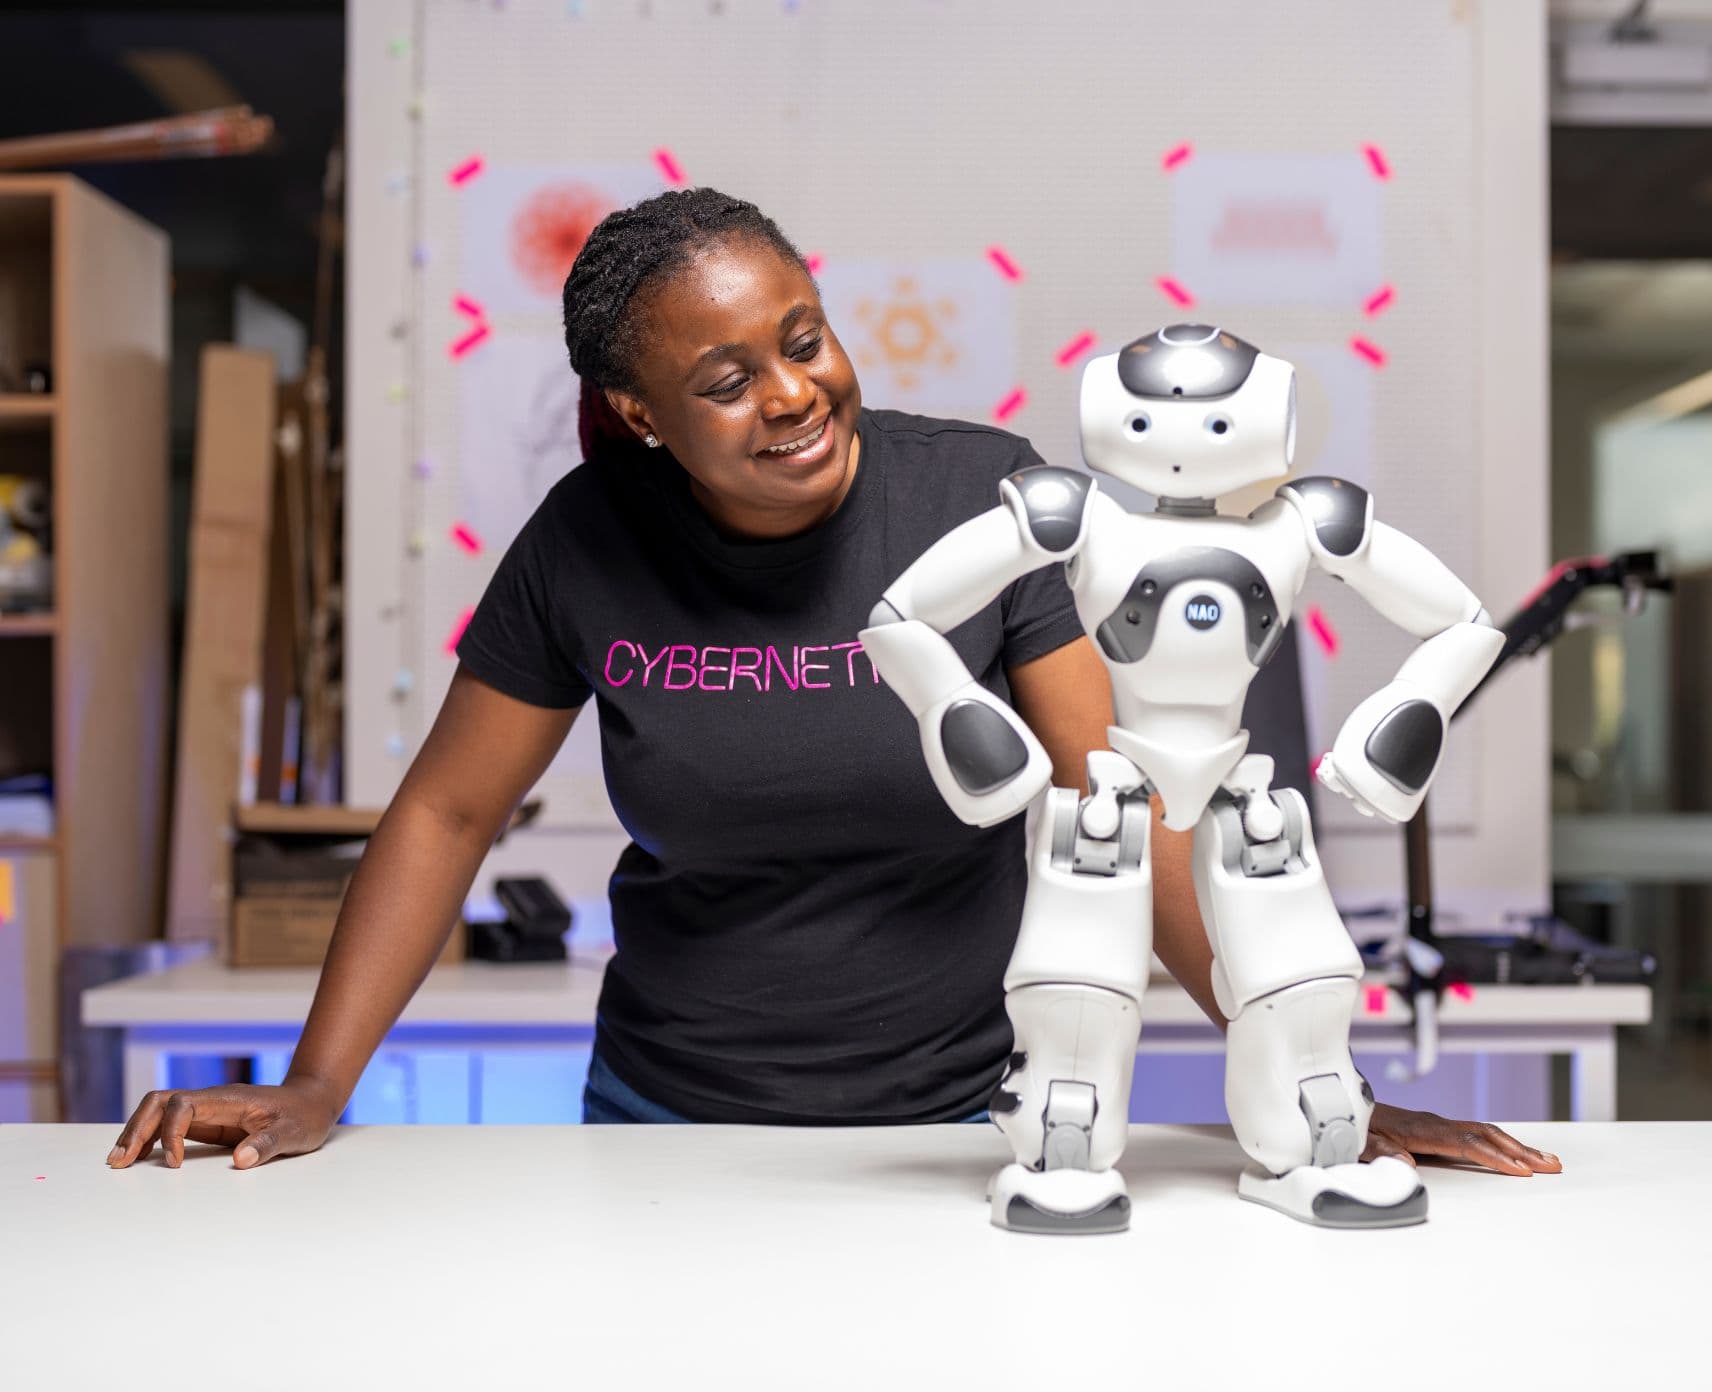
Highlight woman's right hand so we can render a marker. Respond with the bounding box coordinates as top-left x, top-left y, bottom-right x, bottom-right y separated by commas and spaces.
105, 1077, 342, 1170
